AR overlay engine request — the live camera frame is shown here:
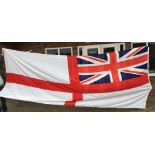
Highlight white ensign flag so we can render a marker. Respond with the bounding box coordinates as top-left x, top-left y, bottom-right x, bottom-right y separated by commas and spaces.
0, 47, 152, 108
